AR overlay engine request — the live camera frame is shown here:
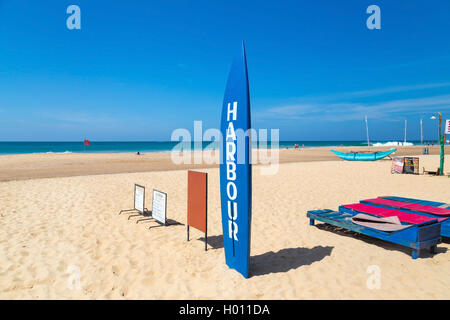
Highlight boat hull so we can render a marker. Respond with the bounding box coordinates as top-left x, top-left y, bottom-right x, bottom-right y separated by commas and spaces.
331, 149, 396, 161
